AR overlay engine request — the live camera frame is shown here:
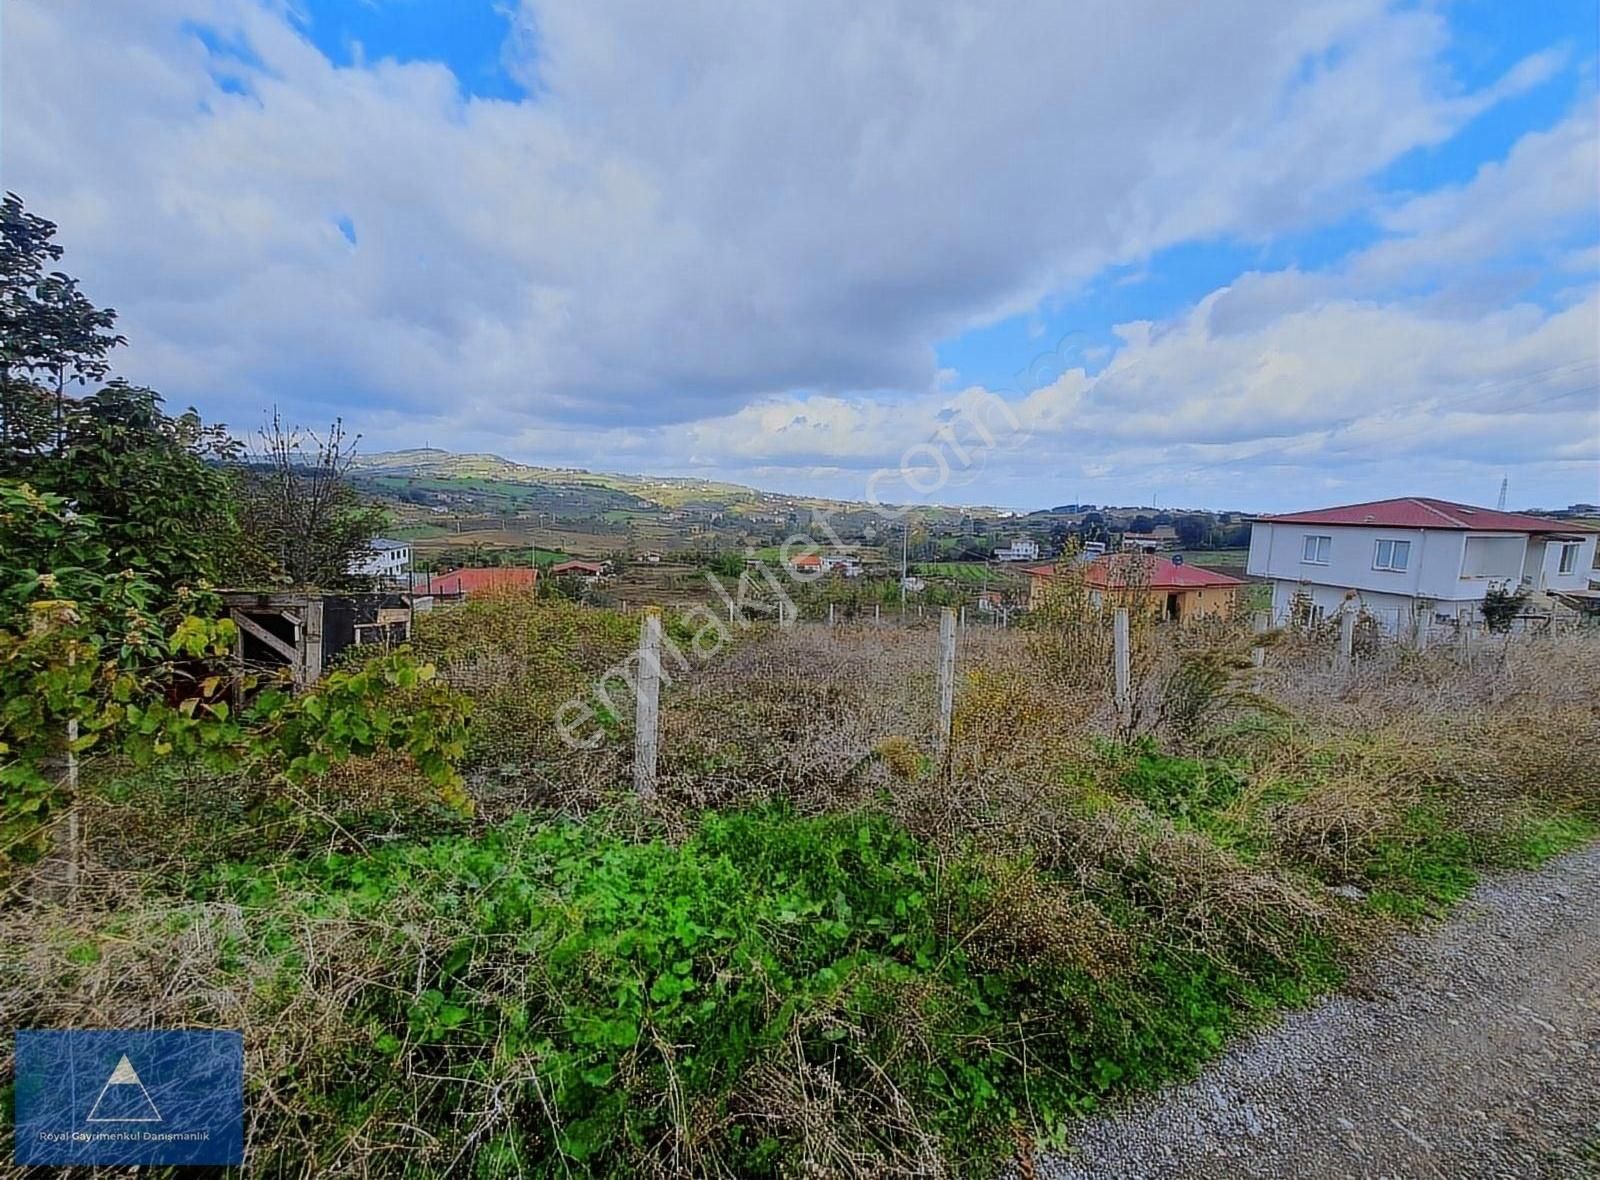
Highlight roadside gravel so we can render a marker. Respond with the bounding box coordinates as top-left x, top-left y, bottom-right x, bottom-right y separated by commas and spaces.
1039, 843, 1600, 1179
